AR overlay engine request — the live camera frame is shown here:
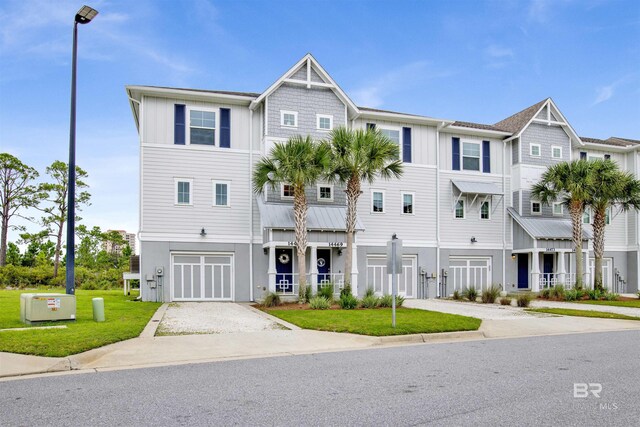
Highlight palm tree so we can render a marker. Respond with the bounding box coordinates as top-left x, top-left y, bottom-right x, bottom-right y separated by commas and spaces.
253, 135, 331, 302
586, 159, 640, 290
327, 127, 403, 292
531, 160, 593, 289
